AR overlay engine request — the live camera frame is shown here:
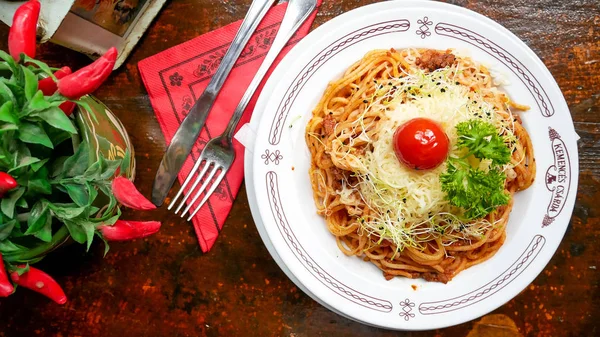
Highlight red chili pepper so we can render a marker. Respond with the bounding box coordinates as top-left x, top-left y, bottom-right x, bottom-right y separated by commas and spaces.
58, 101, 76, 116
38, 67, 77, 116
0, 172, 18, 198
112, 176, 157, 210
57, 47, 118, 99
10, 266, 67, 304
38, 66, 71, 95
8, 0, 40, 61
98, 220, 161, 241
0, 254, 15, 297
